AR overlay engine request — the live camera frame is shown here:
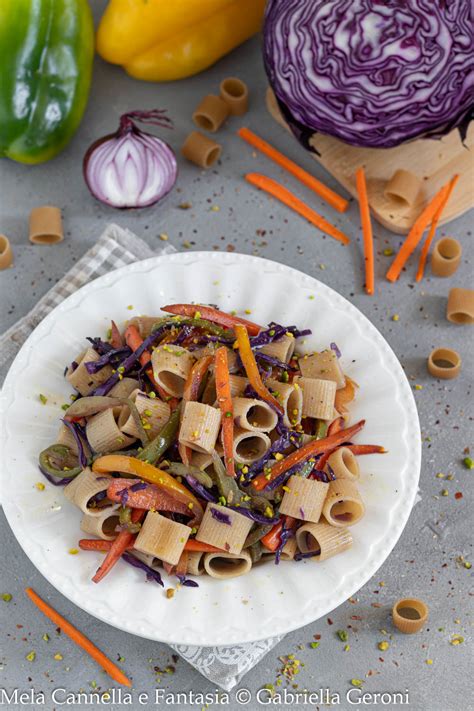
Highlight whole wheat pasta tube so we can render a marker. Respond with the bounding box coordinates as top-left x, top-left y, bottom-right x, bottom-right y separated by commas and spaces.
219, 77, 249, 116
119, 389, 170, 439
327, 447, 360, 481
132, 550, 162, 571
64, 468, 112, 517
392, 598, 429, 634
232, 397, 278, 433
207, 374, 249, 406
66, 347, 114, 396
134, 511, 191, 566
298, 350, 346, 389
0, 234, 13, 270
80, 505, 121, 541
193, 94, 229, 132
195, 503, 253, 555
323, 479, 365, 527
384, 169, 421, 208
266, 378, 302, 427
427, 348, 461, 380
203, 550, 252, 579
190, 451, 214, 472
296, 377, 337, 420
186, 551, 206, 576
179, 401, 221, 454
86, 407, 136, 453
280, 536, 298, 561
181, 131, 222, 169
279, 475, 329, 522
431, 237, 462, 277
232, 428, 271, 465
296, 522, 353, 562
56, 423, 80, 455
447, 288, 474, 325
151, 344, 195, 397
126, 315, 163, 338
260, 333, 295, 363
29, 205, 63, 244
108, 378, 140, 398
